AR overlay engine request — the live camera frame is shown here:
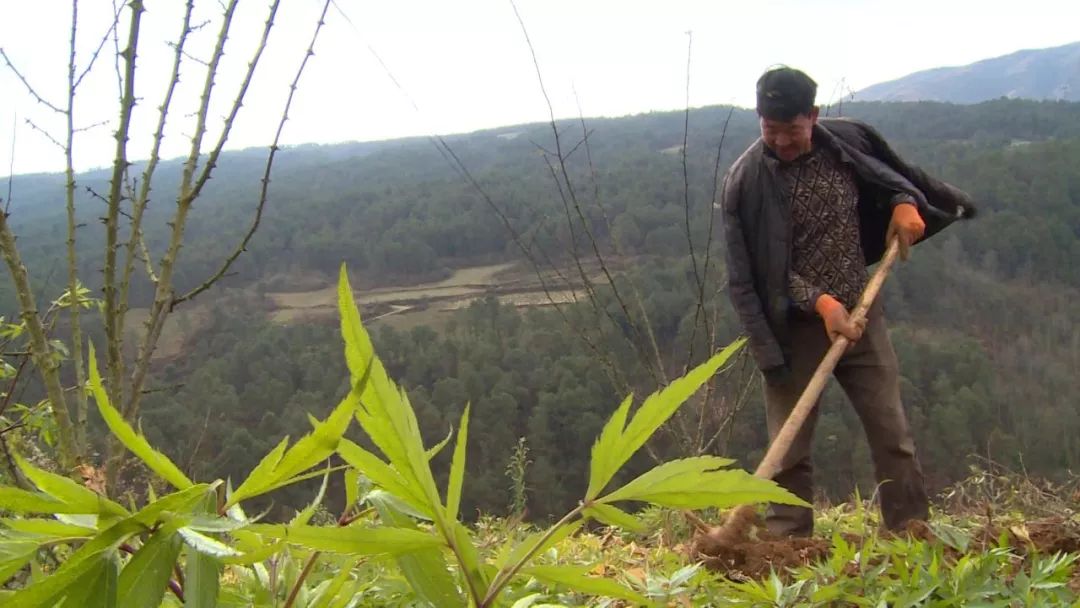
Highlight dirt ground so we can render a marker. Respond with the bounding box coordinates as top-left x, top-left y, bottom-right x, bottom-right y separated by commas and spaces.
694, 514, 1080, 581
